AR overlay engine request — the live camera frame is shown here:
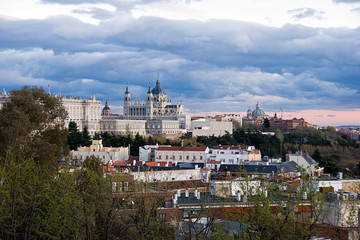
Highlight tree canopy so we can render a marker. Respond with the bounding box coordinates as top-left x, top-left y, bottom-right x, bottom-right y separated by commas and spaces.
0, 86, 68, 168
